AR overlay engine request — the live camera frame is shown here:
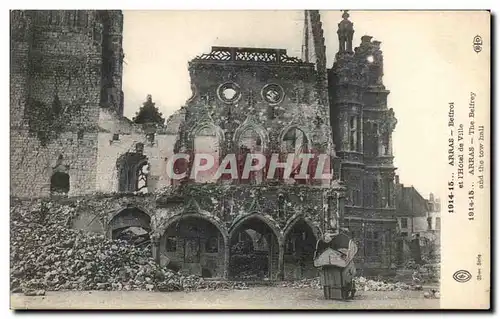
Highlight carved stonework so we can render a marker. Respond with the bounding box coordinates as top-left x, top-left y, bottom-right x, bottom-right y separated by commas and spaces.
380, 108, 397, 134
